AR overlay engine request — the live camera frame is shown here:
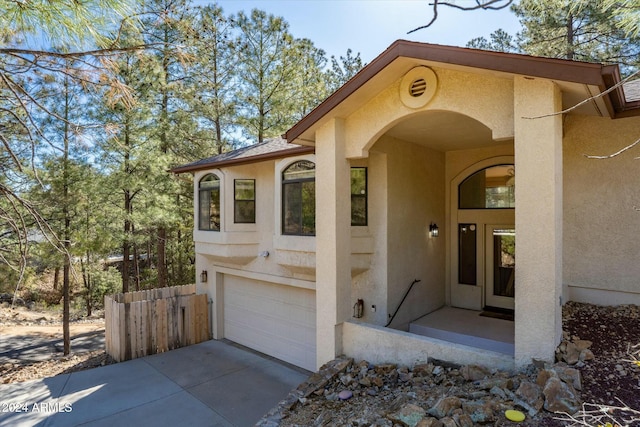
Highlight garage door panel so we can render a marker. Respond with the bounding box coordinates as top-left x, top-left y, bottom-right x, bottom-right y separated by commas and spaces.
224, 275, 316, 371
